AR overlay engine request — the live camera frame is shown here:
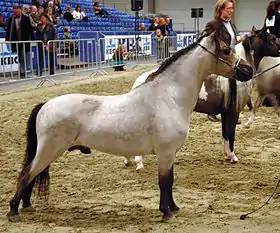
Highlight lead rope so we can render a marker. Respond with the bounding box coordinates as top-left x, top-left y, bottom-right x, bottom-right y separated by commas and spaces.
240, 178, 280, 220
252, 62, 280, 79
